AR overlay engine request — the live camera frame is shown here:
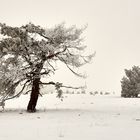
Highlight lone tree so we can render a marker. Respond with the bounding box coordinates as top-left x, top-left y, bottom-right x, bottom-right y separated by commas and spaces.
121, 66, 140, 98
0, 23, 93, 112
